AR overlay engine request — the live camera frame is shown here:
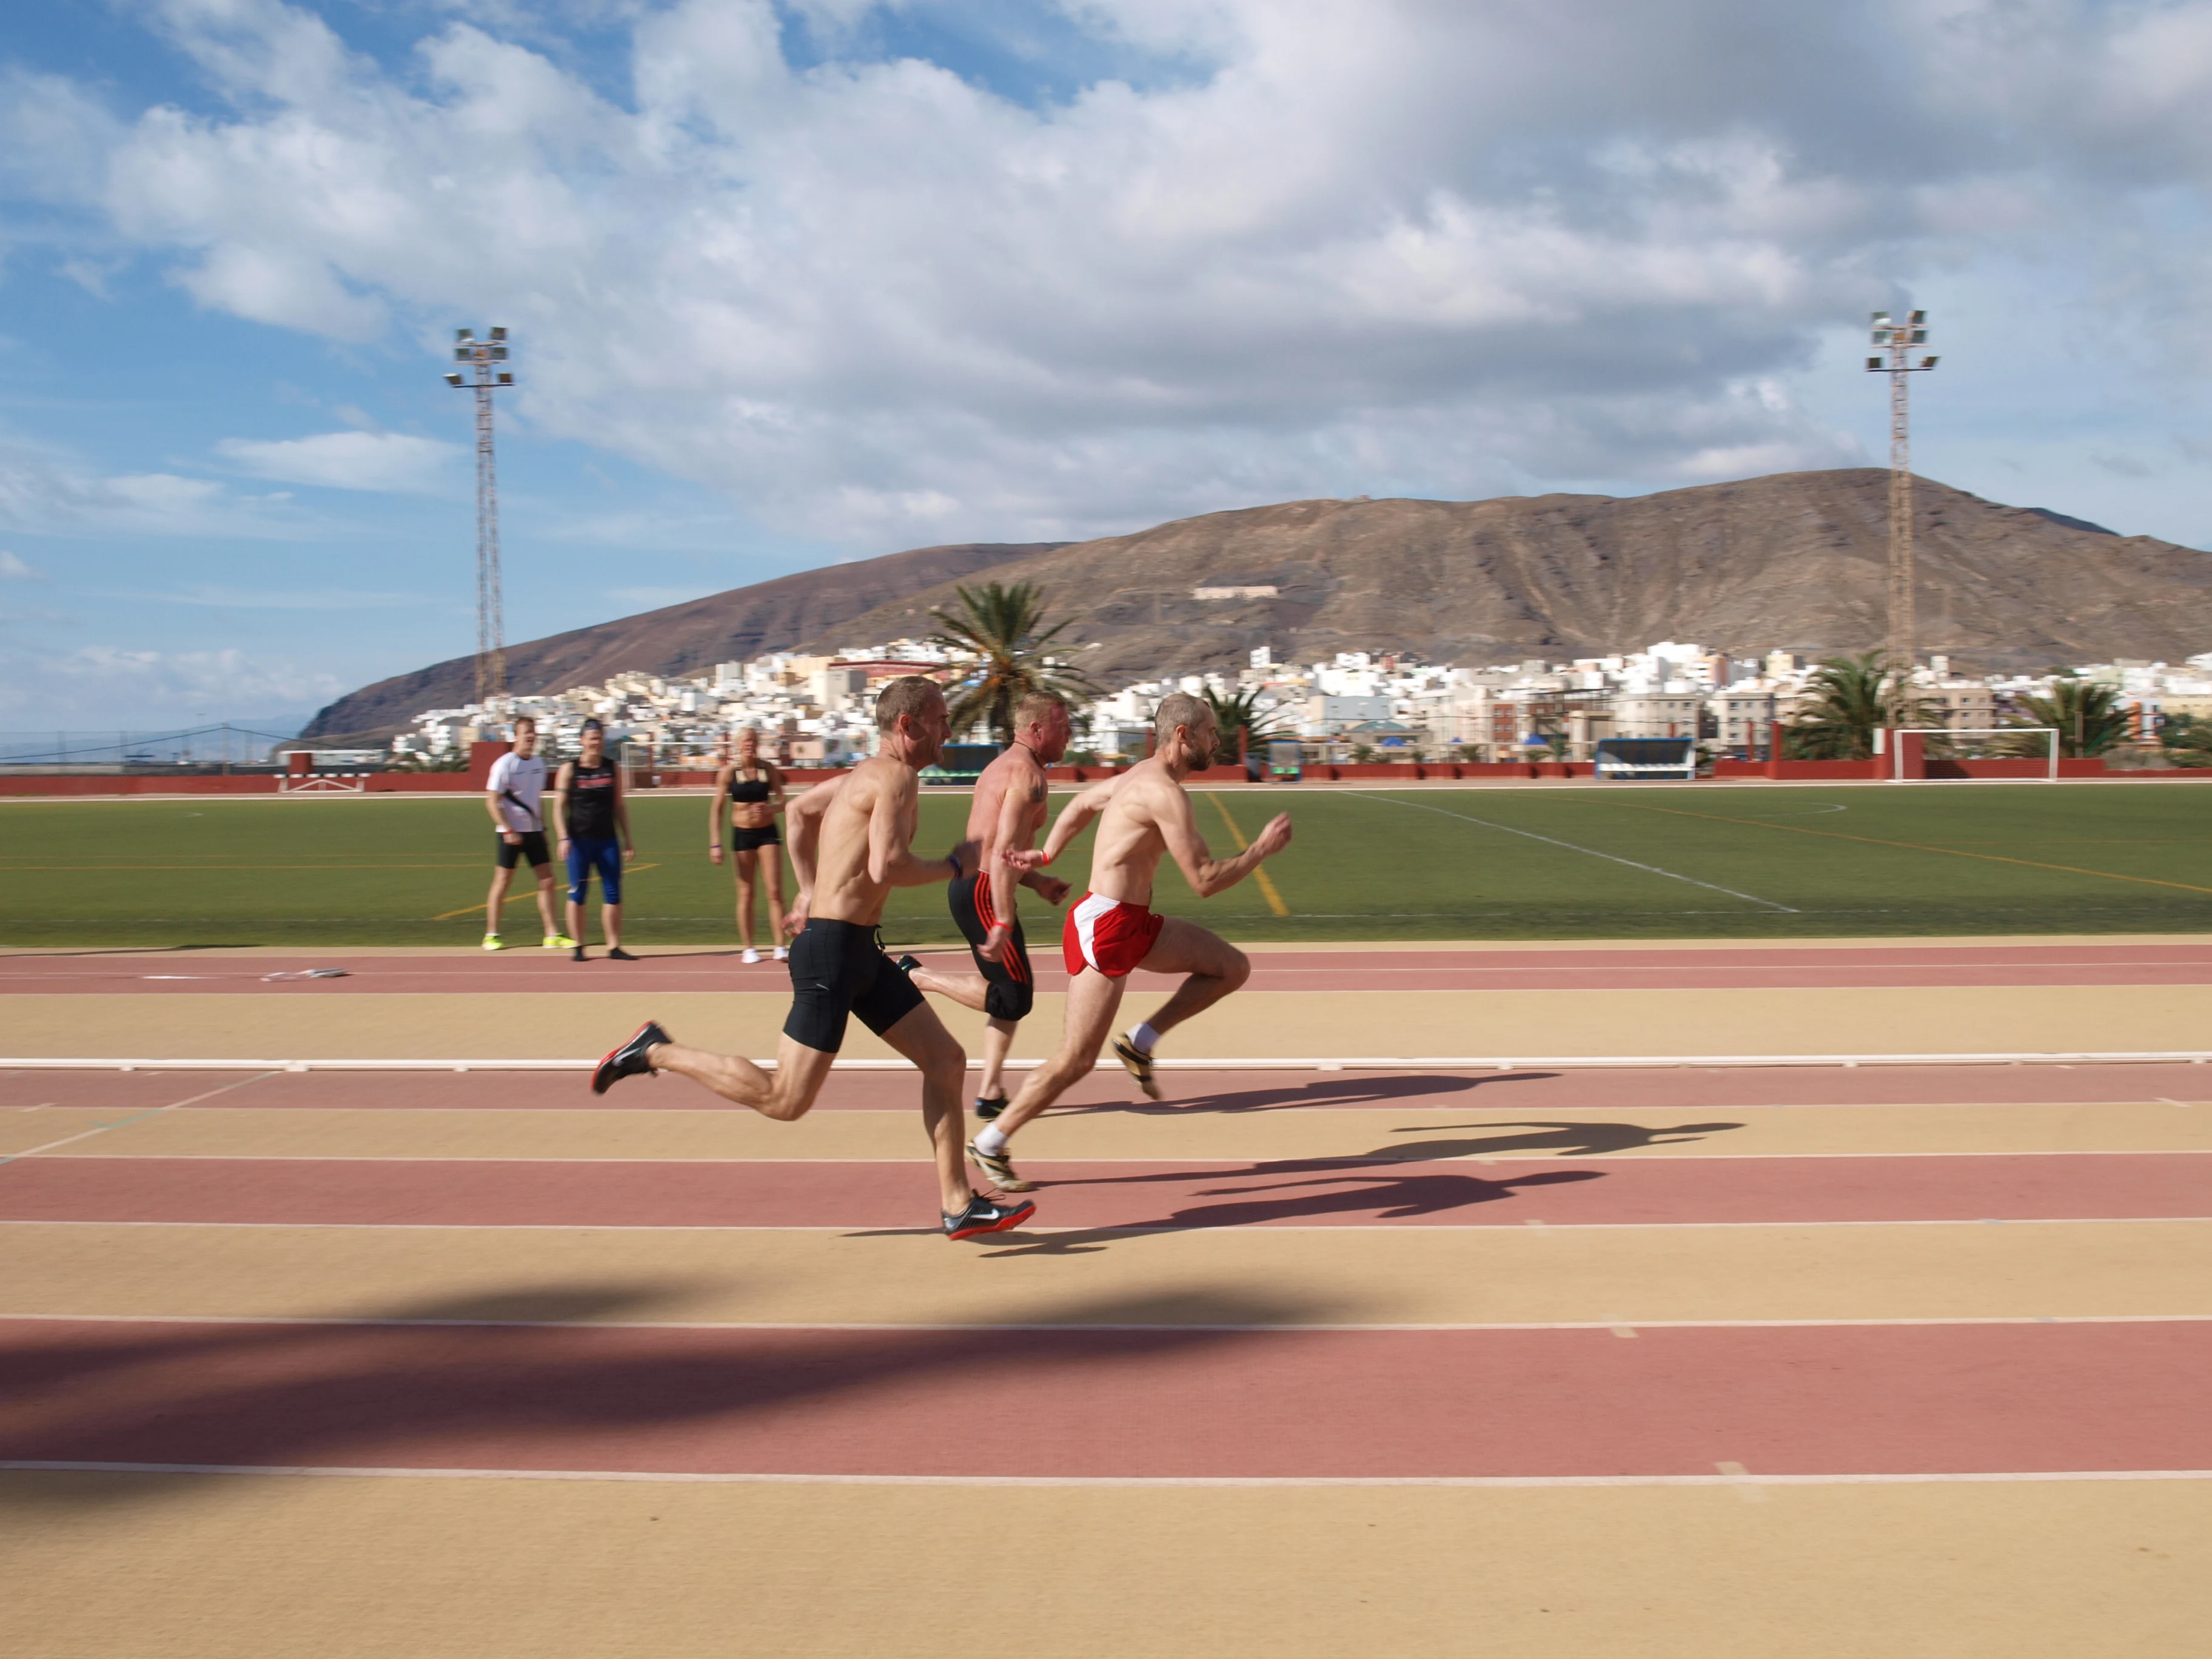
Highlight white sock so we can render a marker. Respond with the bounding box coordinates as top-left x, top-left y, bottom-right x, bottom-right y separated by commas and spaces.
1131, 1022, 1162, 1055
974, 1123, 1009, 1156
